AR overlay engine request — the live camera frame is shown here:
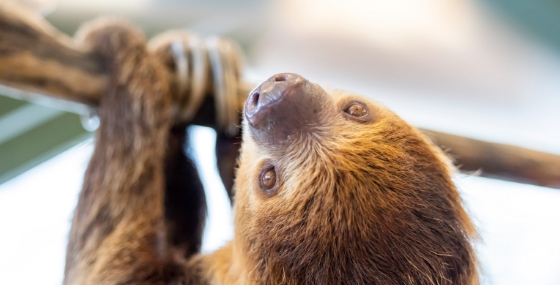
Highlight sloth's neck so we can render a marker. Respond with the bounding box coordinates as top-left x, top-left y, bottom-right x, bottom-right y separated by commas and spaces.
199, 213, 475, 285
213, 223, 476, 285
